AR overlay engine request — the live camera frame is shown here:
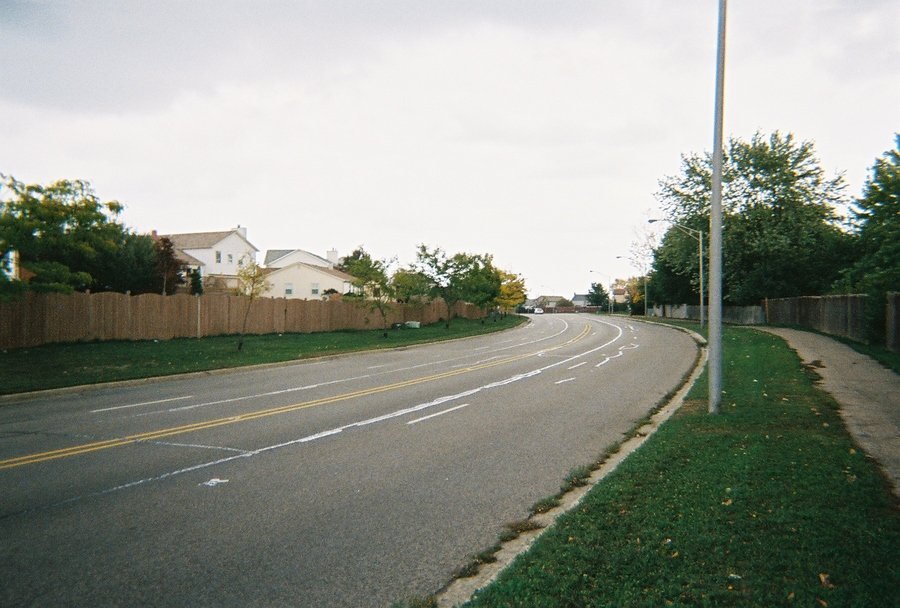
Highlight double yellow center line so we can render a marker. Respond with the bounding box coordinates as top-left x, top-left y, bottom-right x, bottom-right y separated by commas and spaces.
1, 325, 592, 470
